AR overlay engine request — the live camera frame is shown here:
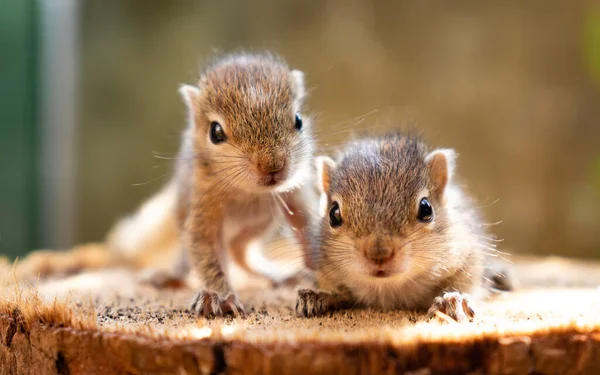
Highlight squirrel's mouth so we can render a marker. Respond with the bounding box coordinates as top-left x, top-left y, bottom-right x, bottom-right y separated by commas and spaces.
372, 270, 390, 278
264, 175, 279, 186
256, 167, 288, 188
258, 174, 282, 188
